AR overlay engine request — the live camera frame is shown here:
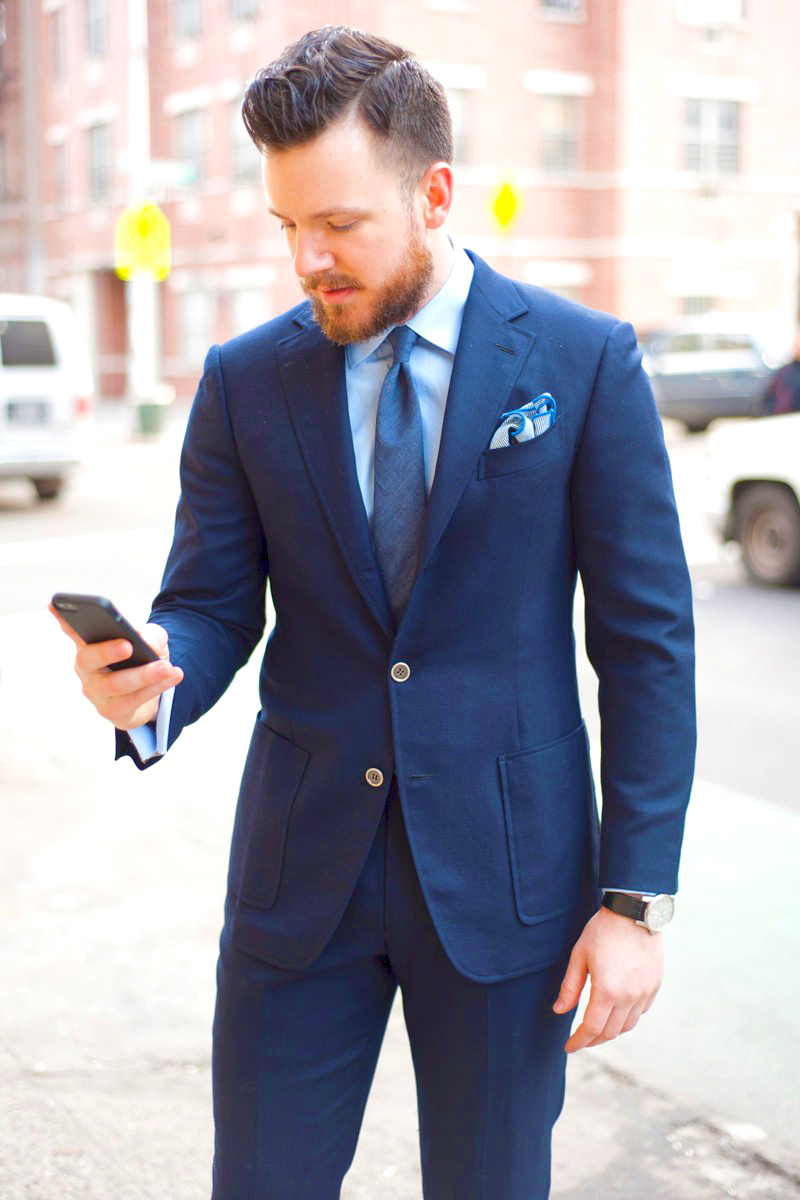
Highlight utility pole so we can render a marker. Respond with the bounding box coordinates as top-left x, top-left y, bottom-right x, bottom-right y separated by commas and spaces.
125, 0, 158, 407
